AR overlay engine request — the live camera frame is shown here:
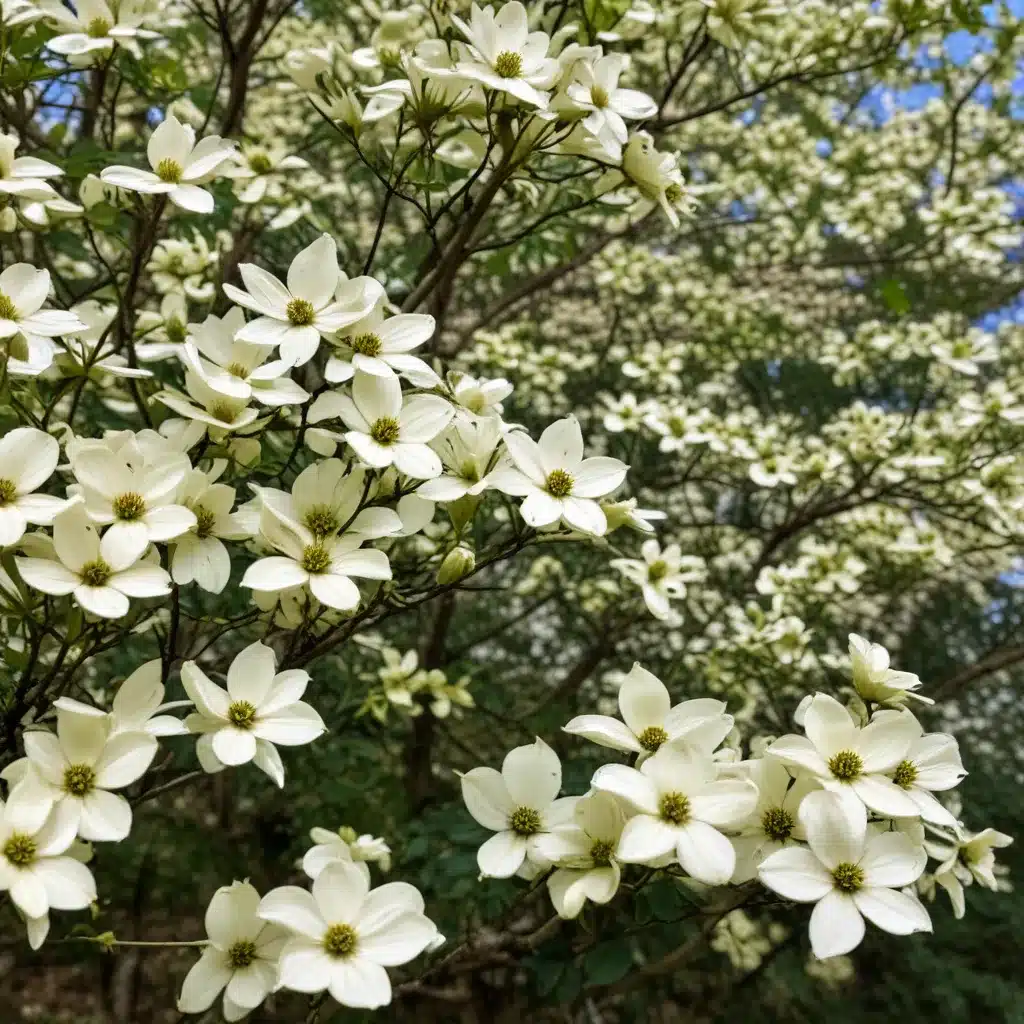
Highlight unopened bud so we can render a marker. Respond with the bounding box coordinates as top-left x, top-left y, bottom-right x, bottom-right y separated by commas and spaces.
436, 545, 475, 585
